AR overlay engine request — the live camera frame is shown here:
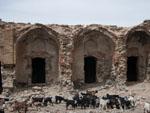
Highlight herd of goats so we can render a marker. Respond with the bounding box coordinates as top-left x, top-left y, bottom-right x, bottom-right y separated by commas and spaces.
0, 90, 150, 113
